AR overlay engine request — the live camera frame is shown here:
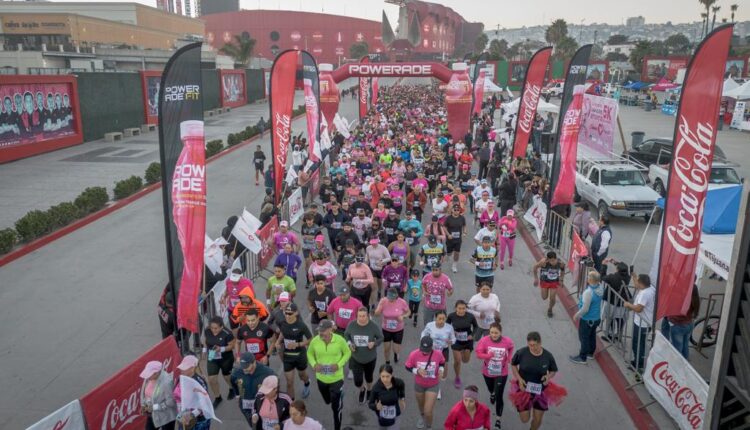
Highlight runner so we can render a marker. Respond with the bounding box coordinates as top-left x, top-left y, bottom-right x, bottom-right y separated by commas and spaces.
444, 204, 468, 274
306, 275, 337, 332
470, 236, 498, 292
421, 263, 453, 324
235, 309, 275, 365
275, 242, 303, 282
272, 220, 300, 254
375, 287, 411, 365
327, 286, 363, 336
405, 336, 446, 430
284, 400, 324, 430
381, 255, 408, 298
202, 316, 237, 407
419, 235, 446, 275
443, 385, 491, 430
421, 309, 456, 400
253, 145, 266, 186
229, 287, 269, 329
230, 352, 276, 426
474, 220, 498, 247
323, 201, 350, 253
468, 282, 502, 338
344, 307, 384, 404
497, 210, 517, 269
274, 303, 312, 400
345, 255, 375, 310
365, 237, 391, 302
475, 322, 515, 430
387, 231, 410, 266
307, 252, 338, 290
368, 364, 407, 430
251, 375, 292, 430
398, 210, 423, 268
307, 319, 351, 430
267, 264, 297, 308
407, 269, 424, 327
532, 251, 566, 318
447, 300, 479, 389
